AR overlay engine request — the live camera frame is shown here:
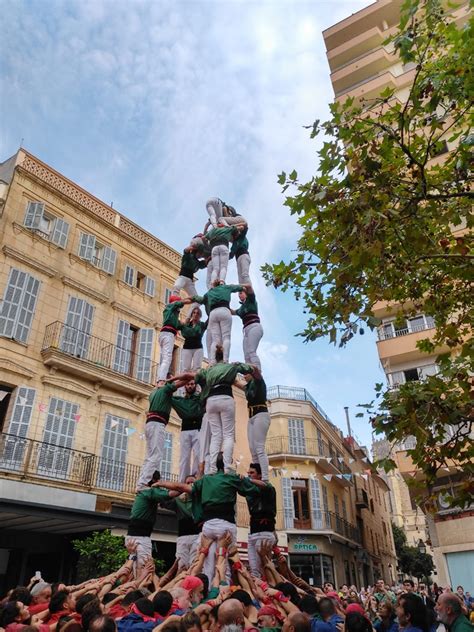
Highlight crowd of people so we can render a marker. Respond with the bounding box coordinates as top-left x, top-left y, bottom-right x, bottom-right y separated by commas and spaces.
1, 550, 473, 632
